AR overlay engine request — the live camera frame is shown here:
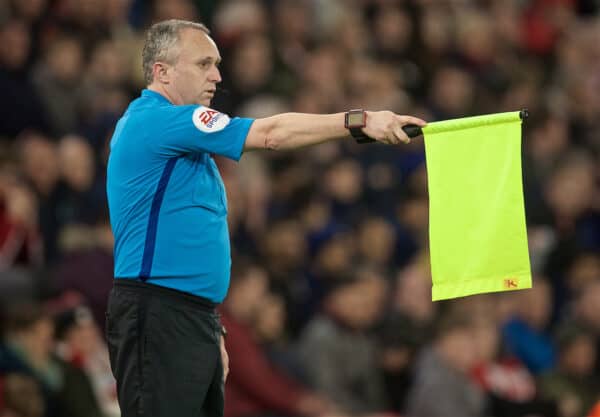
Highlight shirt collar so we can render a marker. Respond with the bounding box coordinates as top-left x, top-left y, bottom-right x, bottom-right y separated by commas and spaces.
141, 89, 172, 105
